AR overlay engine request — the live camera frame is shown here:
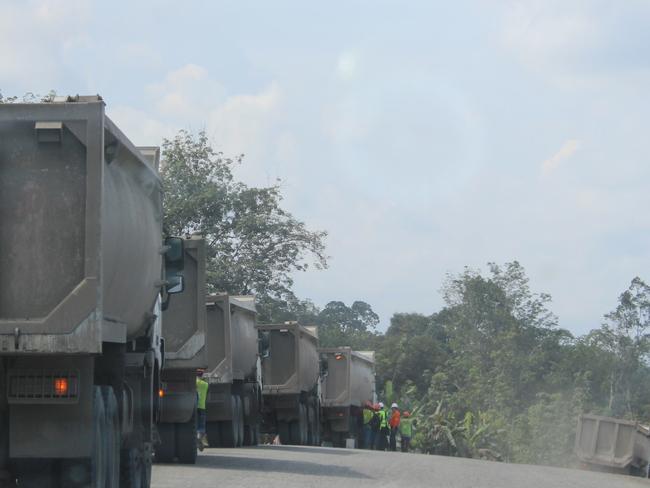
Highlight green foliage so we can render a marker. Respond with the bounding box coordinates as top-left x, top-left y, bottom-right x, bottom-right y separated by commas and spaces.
161, 130, 328, 312
373, 264, 650, 468
0, 91, 56, 103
